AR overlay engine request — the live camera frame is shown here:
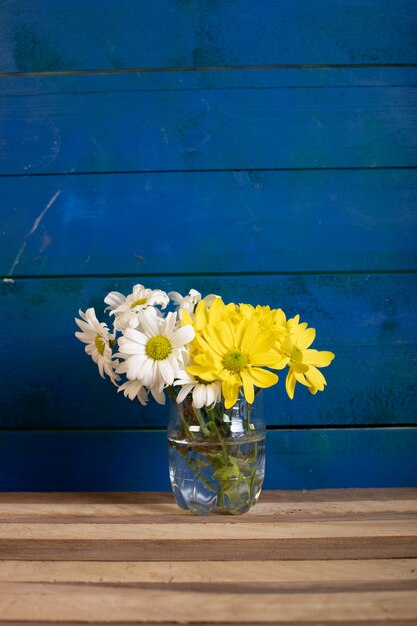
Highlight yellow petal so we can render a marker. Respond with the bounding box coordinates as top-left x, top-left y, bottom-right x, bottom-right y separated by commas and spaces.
235, 318, 248, 349
304, 349, 335, 367
294, 371, 309, 386
222, 380, 239, 409
208, 298, 225, 325
279, 337, 292, 356
203, 326, 226, 355
194, 300, 208, 331
292, 362, 309, 374
285, 370, 296, 400
240, 320, 259, 353
297, 327, 316, 350
193, 353, 210, 366
181, 309, 193, 327
249, 367, 278, 389
218, 320, 234, 347
187, 365, 215, 381
305, 365, 326, 391
240, 369, 254, 404
250, 331, 278, 354
250, 352, 286, 368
